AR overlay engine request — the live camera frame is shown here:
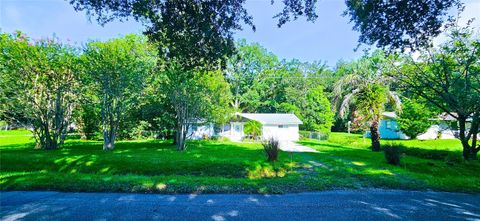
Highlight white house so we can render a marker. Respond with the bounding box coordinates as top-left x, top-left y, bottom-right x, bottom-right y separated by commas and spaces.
188, 113, 303, 142
186, 122, 215, 140
416, 113, 461, 140
224, 113, 303, 142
